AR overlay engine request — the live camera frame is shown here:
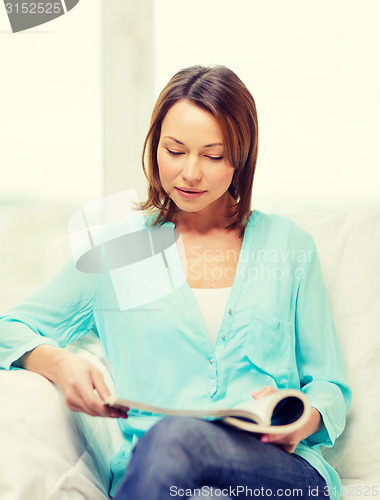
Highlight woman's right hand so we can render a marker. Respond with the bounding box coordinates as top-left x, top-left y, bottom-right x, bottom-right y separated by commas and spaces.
53, 350, 127, 418
16, 344, 127, 419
